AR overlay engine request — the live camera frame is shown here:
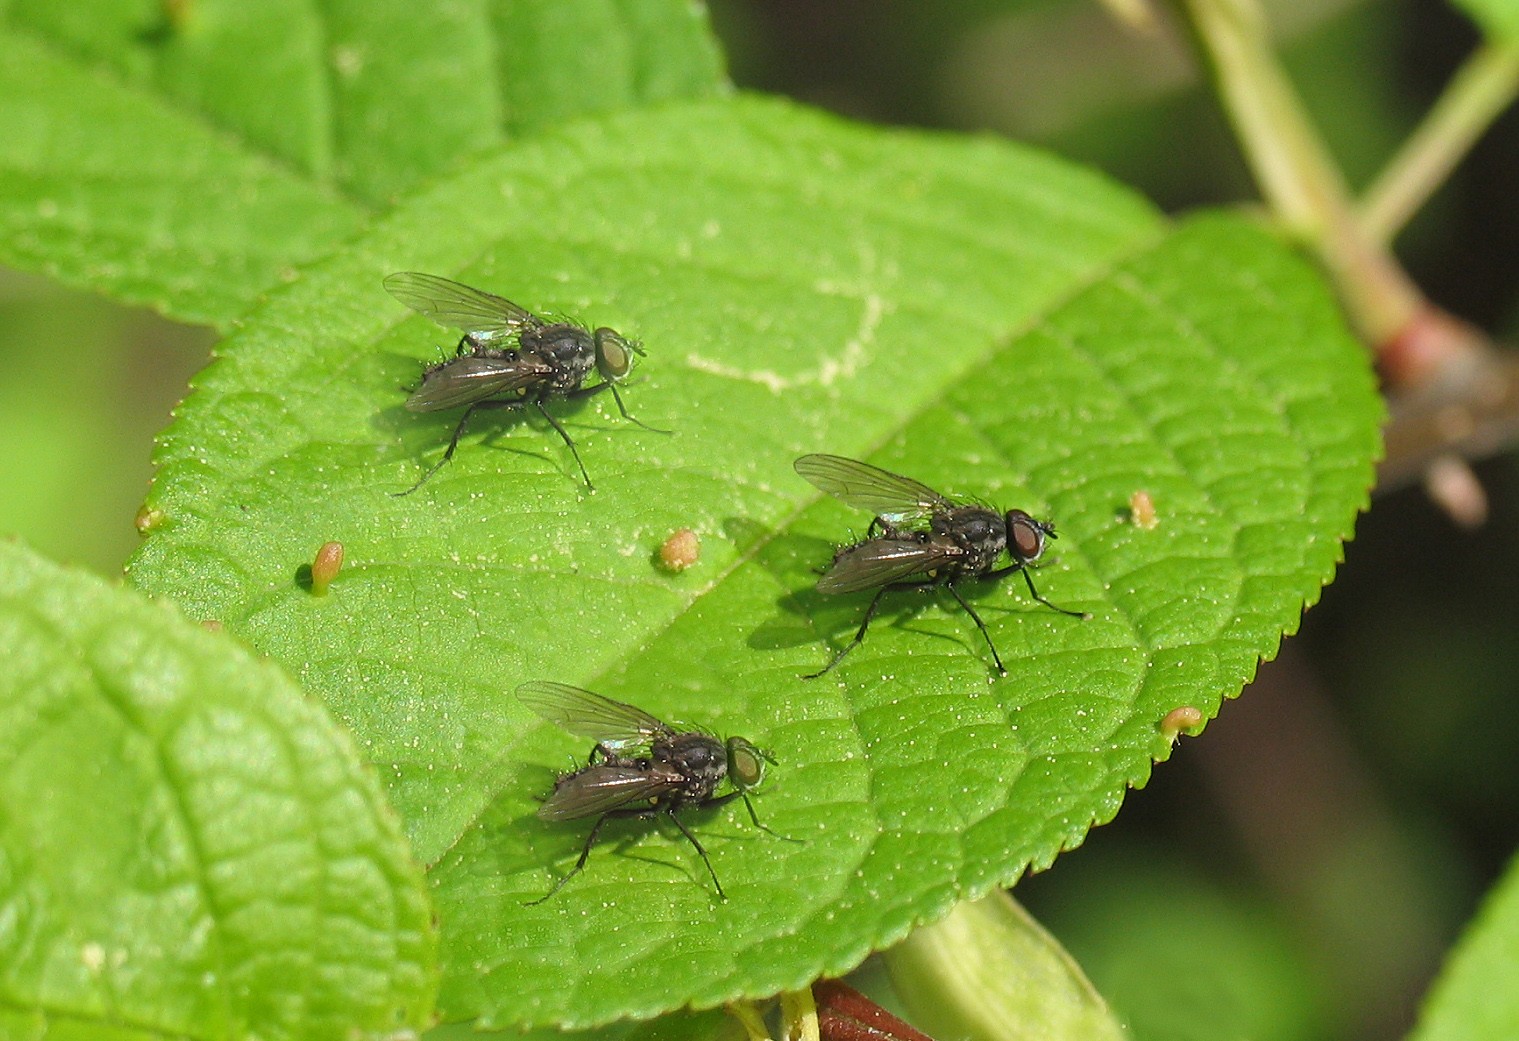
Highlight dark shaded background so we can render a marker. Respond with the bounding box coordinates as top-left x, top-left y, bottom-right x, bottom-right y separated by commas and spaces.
1, 2, 1513, 1039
